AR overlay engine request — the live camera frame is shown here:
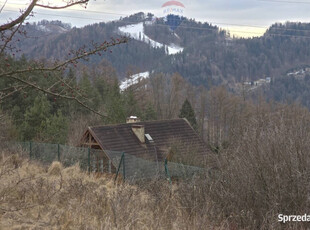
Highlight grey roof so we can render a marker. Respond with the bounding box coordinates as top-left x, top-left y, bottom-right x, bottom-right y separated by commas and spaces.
87, 118, 209, 164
